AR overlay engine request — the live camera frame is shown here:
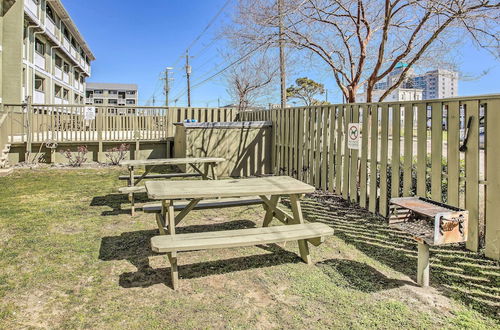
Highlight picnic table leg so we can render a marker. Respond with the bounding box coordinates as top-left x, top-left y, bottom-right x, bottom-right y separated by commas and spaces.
262, 195, 279, 227
289, 194, 312, 265
189, 163, 210, 180
210, 163, 218, 180
128, 166, 135, 216
165, 200, 179, 289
